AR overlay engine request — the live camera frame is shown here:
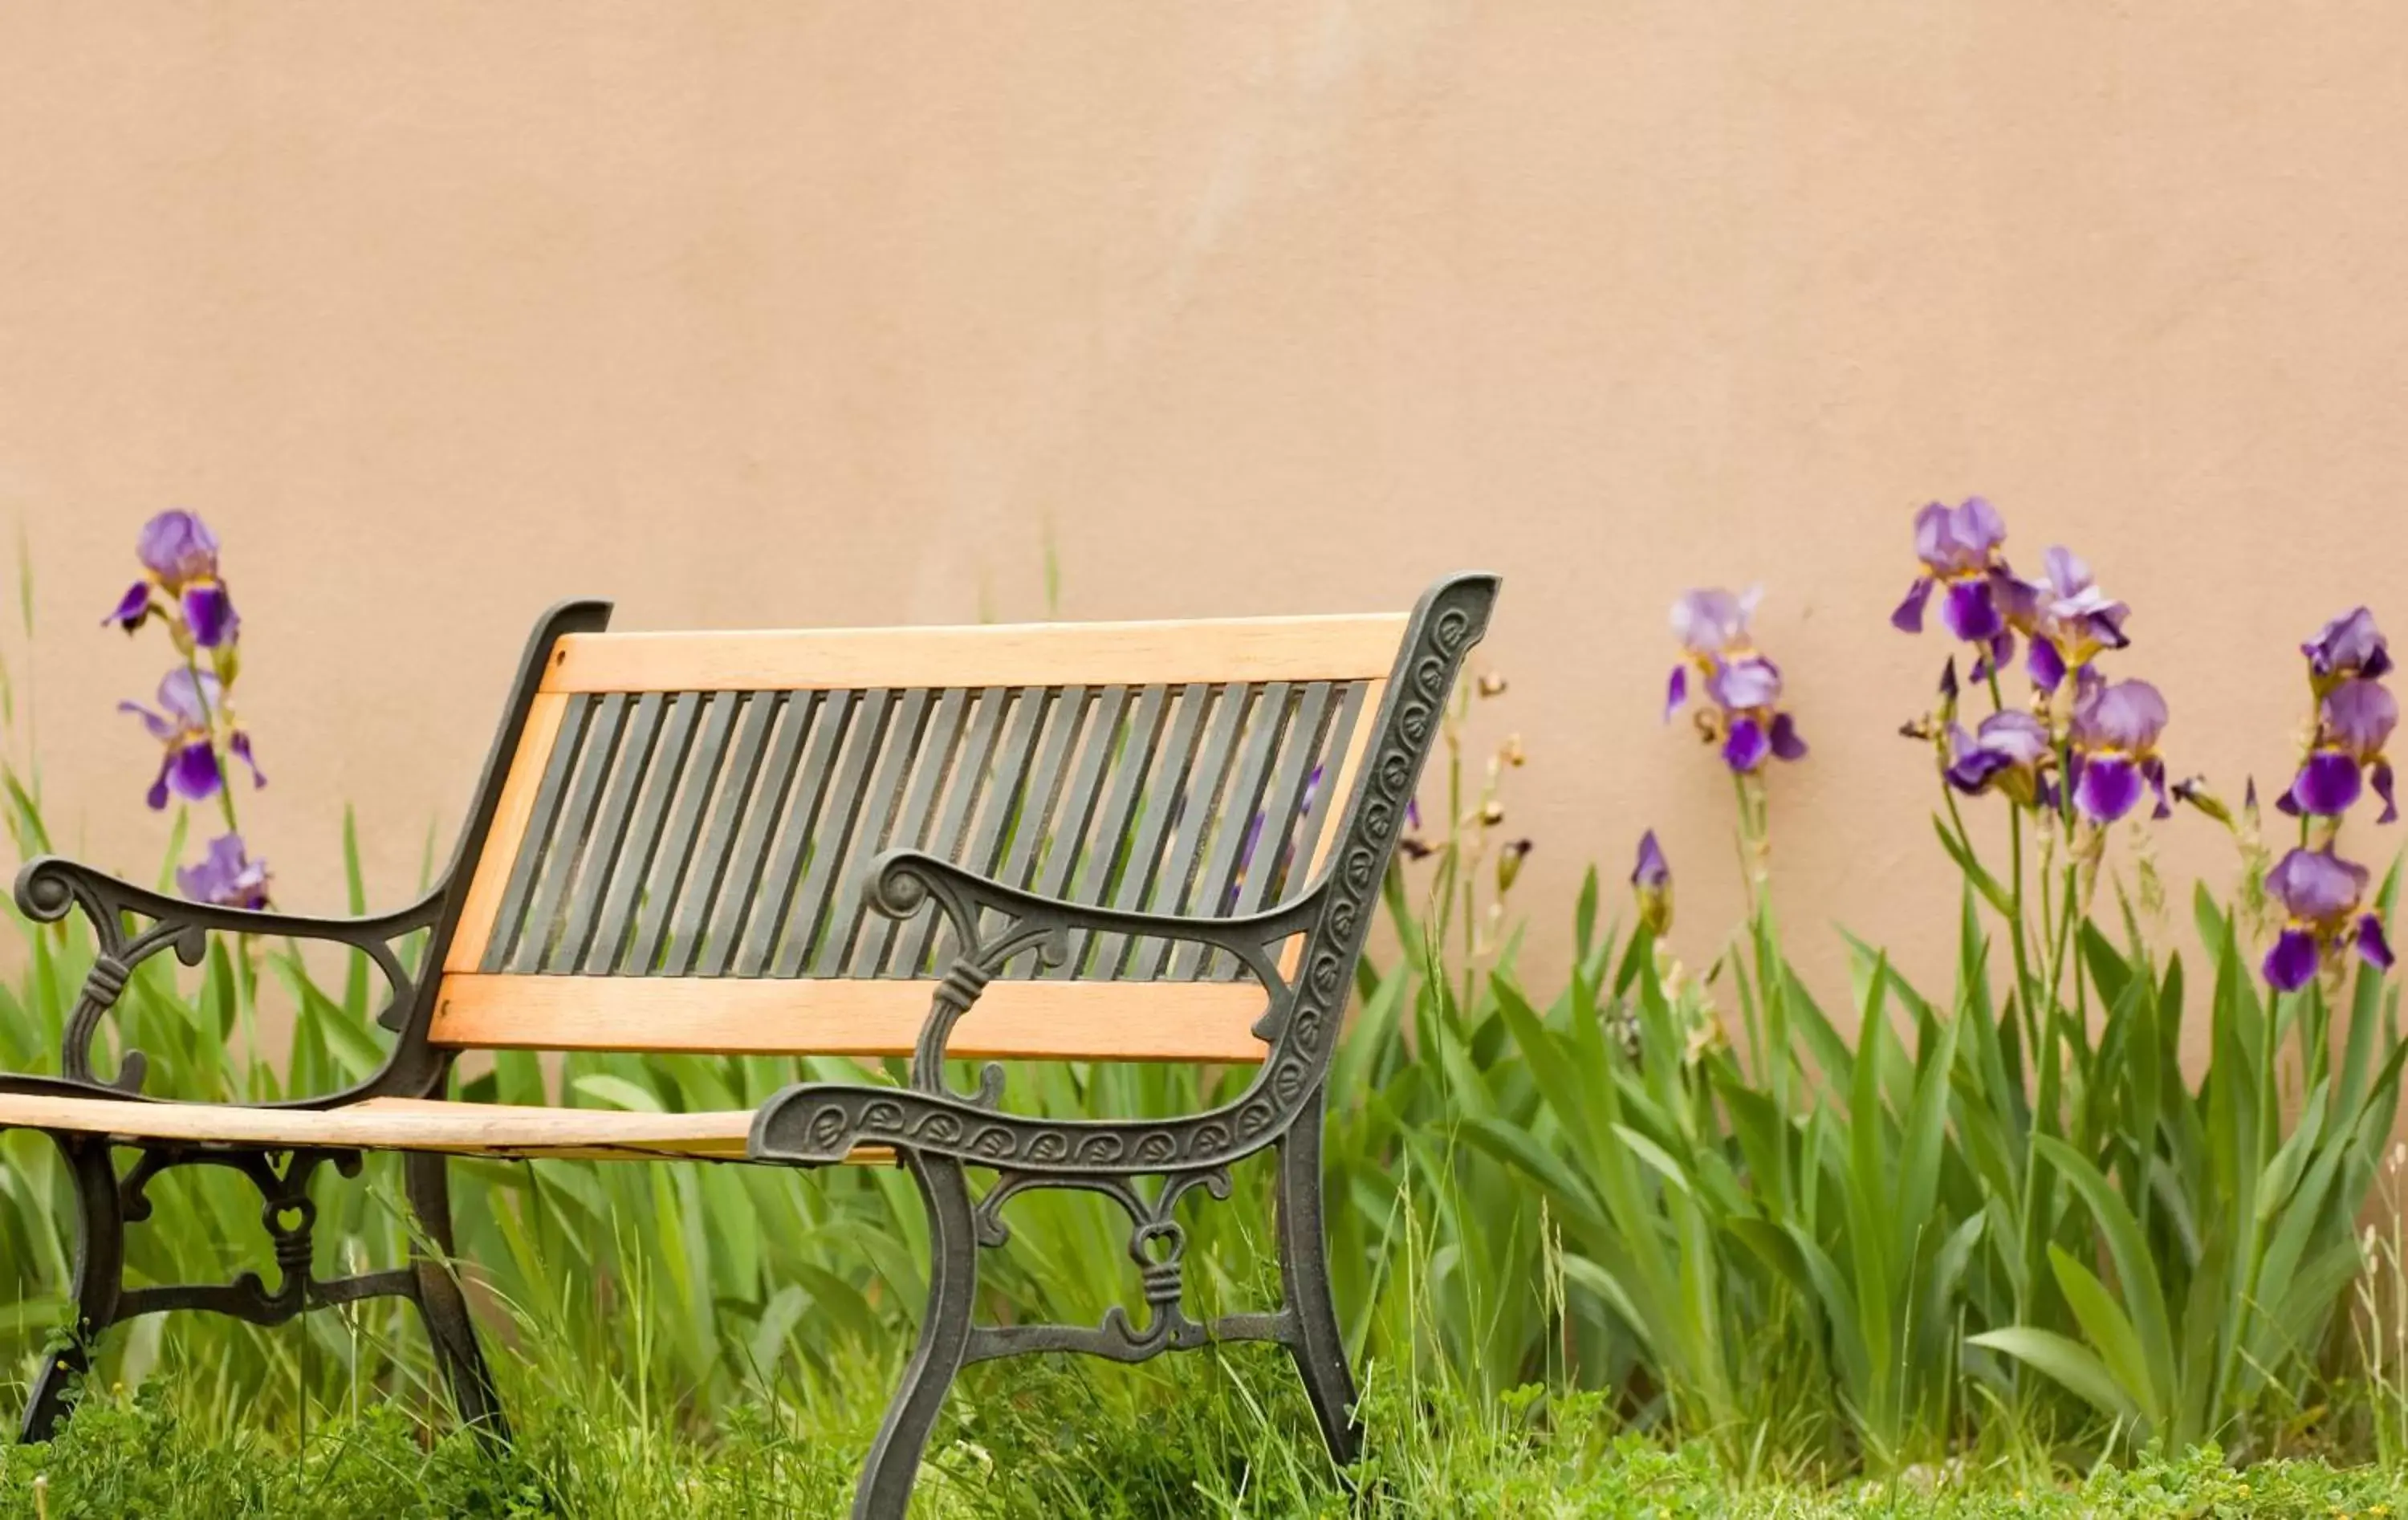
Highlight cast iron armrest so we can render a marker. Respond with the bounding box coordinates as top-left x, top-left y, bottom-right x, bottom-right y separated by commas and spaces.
13, 855, 446, 1096
747, 848, 1330, 1173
